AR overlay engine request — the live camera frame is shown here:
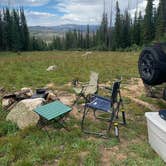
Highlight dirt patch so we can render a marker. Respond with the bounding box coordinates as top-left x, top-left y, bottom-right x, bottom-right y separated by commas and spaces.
70, 106, 82, 119
79, 151, 89, 165
99, 137, 142, 165
100, 148, 112, 166
122, 78, 160, 111
57, 91, 76, 106
116, 153, 127, 160
122, 78, 145, 98
45, 83, 56, 90
129, 97, 159, 111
